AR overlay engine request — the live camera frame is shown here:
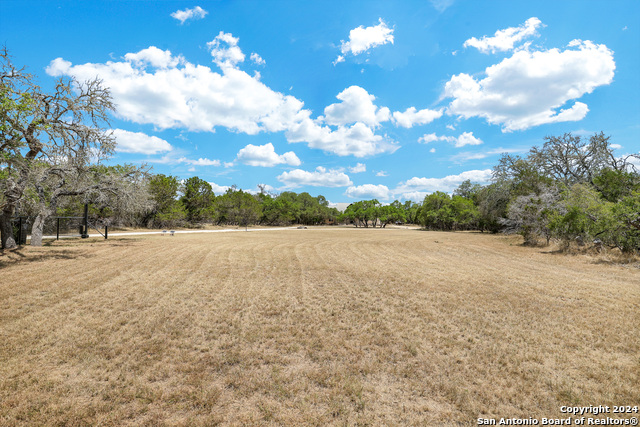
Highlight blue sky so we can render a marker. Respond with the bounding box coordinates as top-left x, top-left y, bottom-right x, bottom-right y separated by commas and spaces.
2, 0, 639, 204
